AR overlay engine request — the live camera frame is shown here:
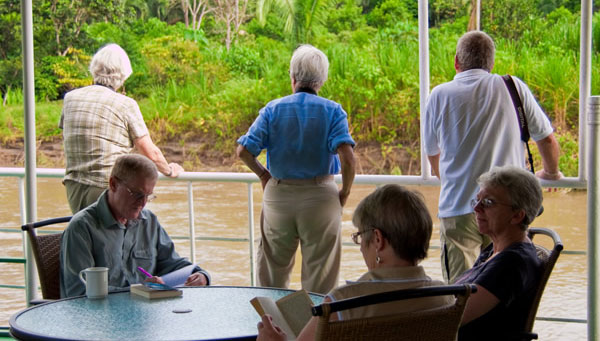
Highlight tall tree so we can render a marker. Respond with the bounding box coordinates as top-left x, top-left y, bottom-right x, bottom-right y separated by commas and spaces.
256, 0, 334, 45
213, 0, 249, 50
181, 0, 214, 30
42, 0, 128, 56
